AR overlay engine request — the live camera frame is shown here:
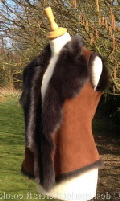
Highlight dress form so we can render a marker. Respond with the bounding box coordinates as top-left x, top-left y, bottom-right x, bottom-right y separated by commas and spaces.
37, 7, 99, 201
41, 32, 71, 101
